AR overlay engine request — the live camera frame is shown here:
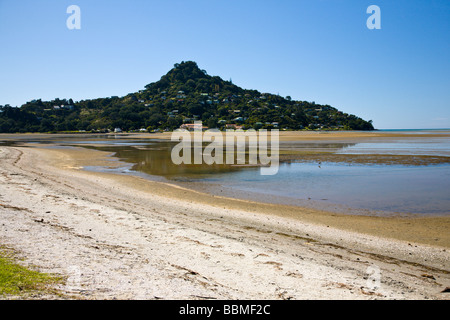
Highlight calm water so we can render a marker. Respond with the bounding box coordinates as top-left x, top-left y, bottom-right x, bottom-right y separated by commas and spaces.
2, 131, 450, 216
72, 133, 450, 217
336, 138, 450, 156
192, 162, 450, 216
